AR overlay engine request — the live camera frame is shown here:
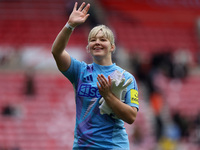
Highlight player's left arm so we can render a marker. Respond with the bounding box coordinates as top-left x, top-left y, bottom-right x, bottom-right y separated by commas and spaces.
97, 74, 138, 124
